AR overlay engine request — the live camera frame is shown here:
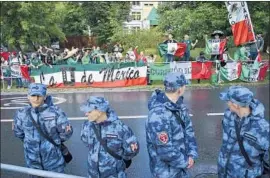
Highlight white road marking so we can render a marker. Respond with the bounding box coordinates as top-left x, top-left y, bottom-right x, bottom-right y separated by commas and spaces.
0, 114, 194, 123
207, 113, 224, 116
0, 96, 66, 109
